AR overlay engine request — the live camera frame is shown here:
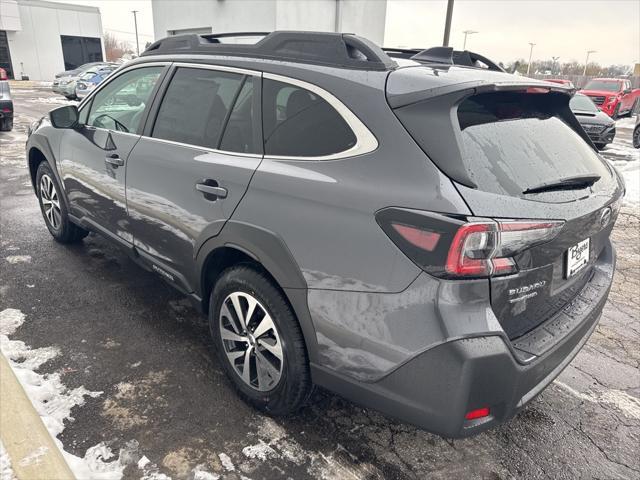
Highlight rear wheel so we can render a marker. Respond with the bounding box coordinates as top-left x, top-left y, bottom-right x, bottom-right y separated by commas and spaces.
210, 265, 312, 415
36, 162, 88, 243
633, 125, 640, 149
